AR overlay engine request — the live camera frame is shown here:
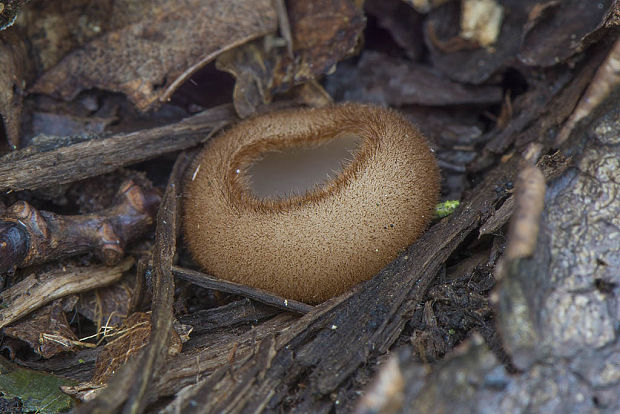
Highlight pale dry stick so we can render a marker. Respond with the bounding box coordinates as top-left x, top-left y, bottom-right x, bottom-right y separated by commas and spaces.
0, 258, 134, 329
40, 333, 97, 349
504, 164, 546, 260
273, 0, 293, 57
555, 37, 620, 146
